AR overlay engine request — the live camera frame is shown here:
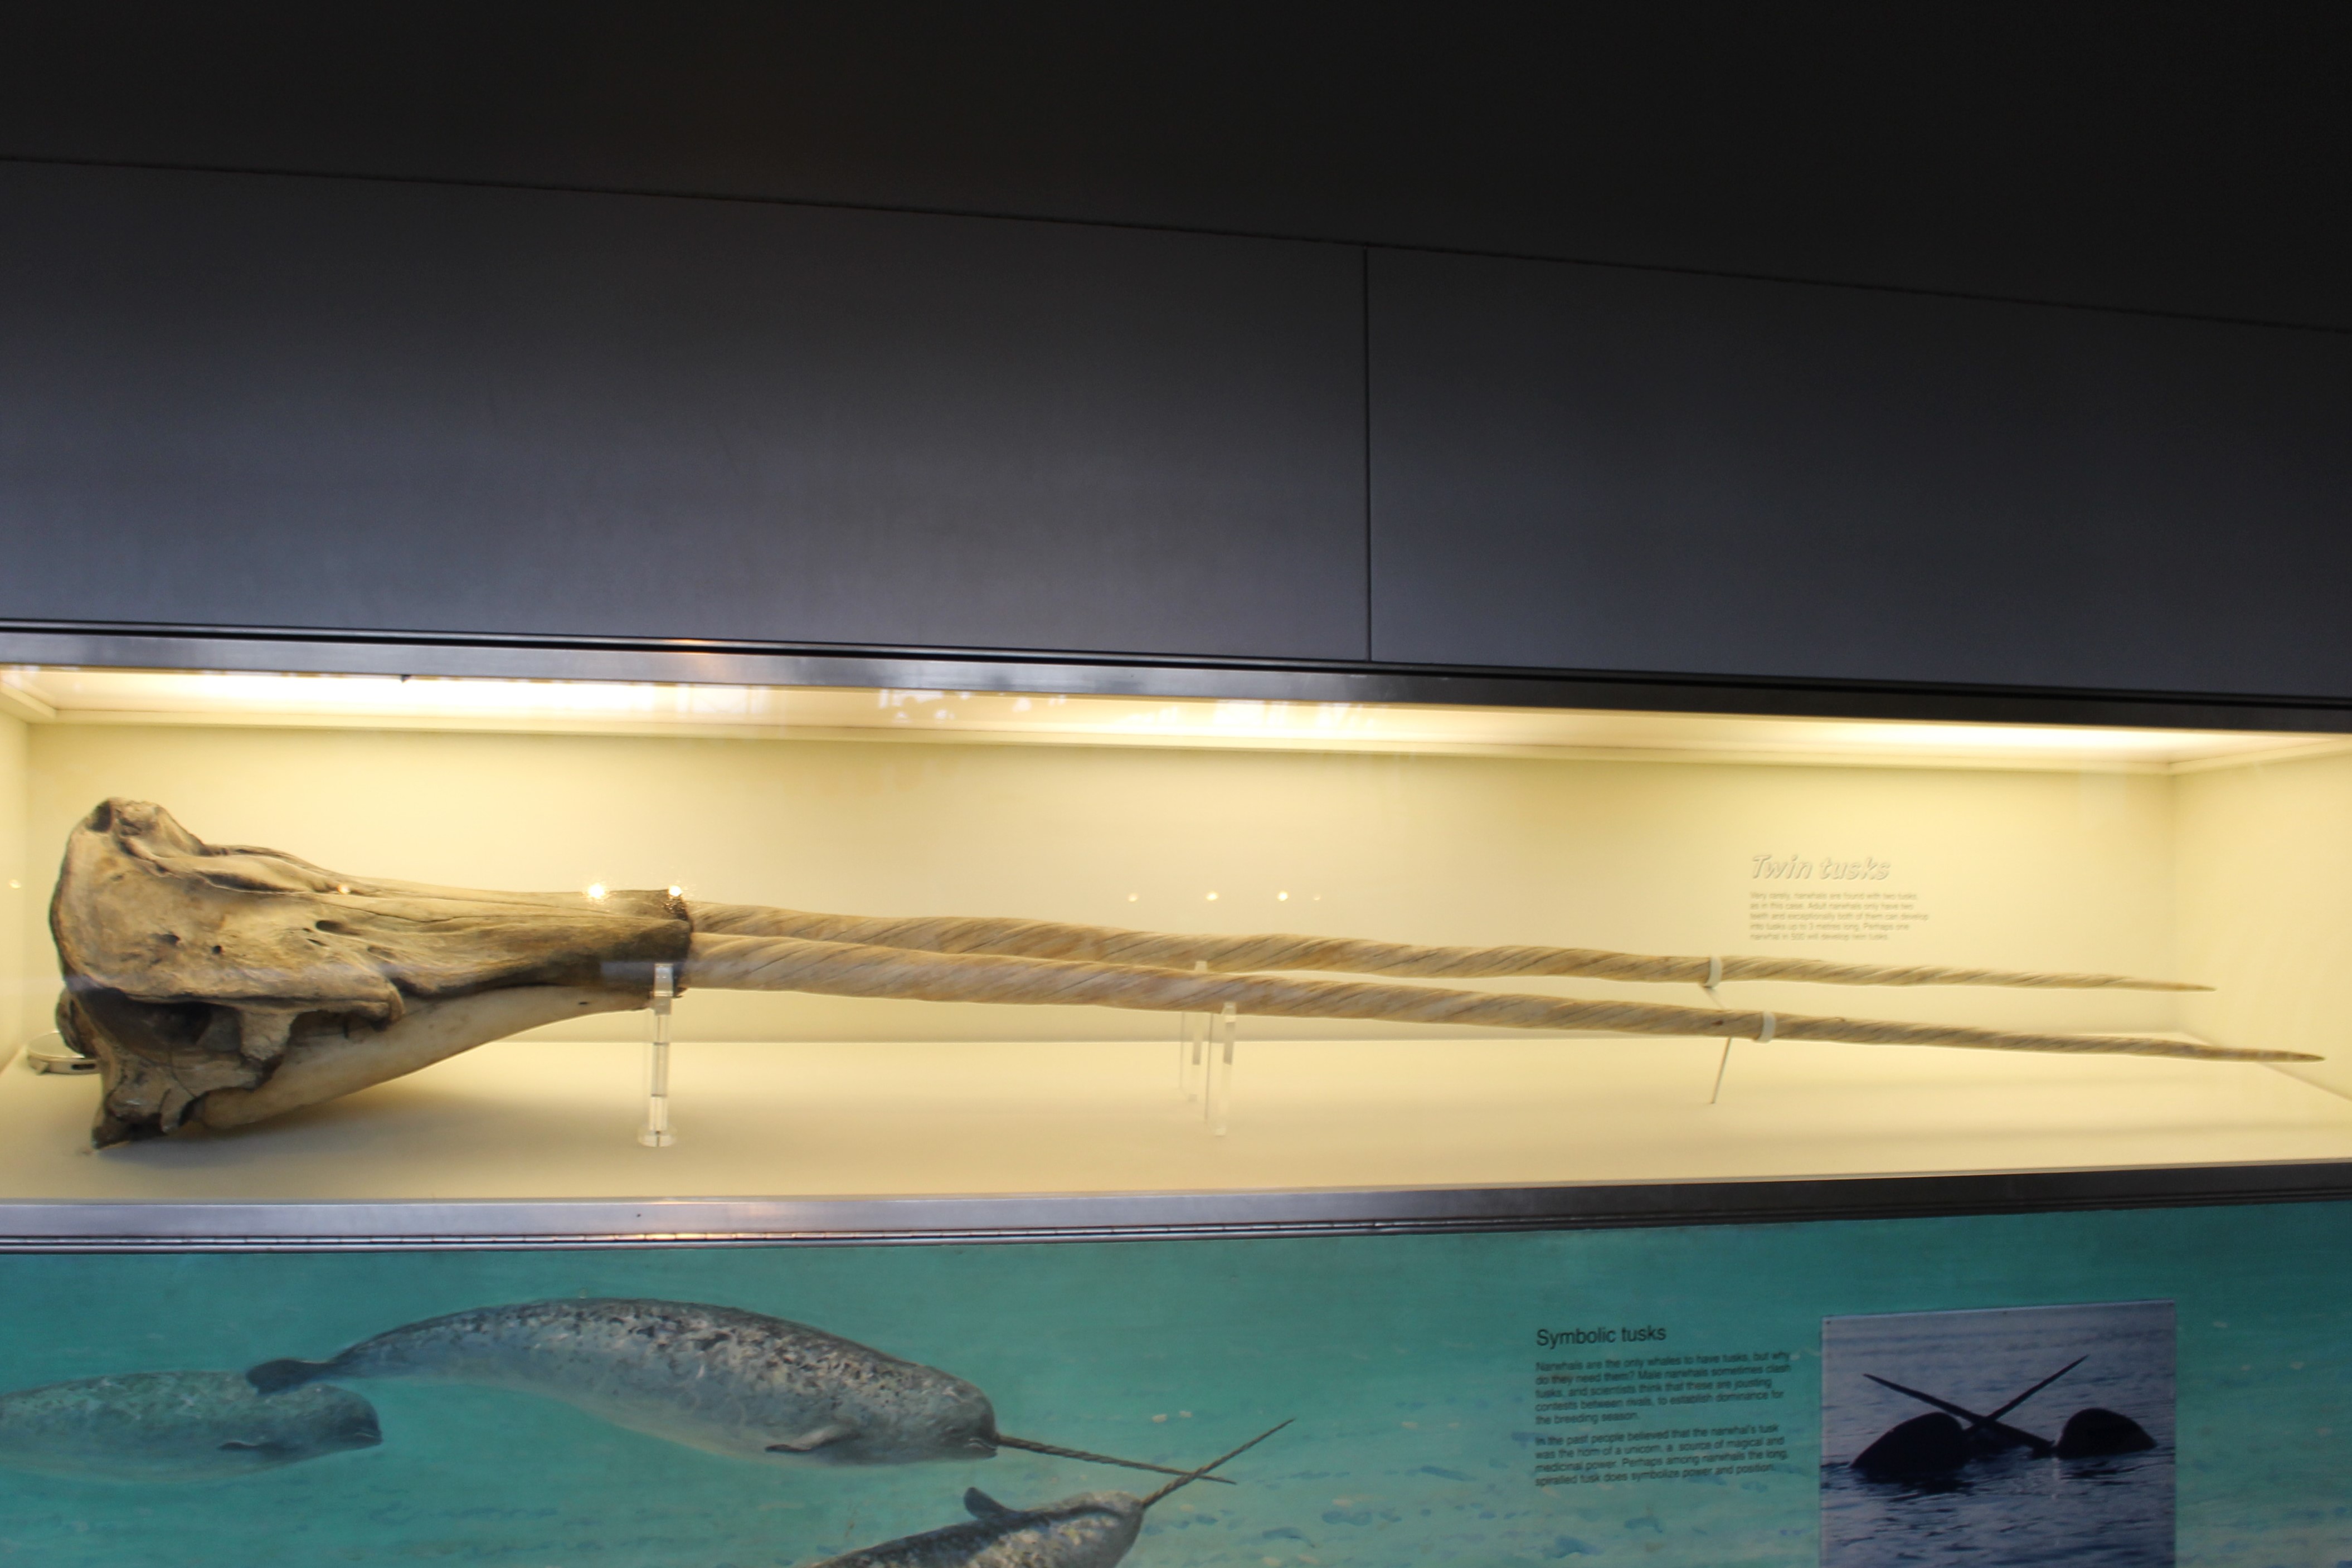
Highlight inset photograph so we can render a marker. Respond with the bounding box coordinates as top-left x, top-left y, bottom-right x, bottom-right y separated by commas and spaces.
1821, 1299, 2174, 1567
